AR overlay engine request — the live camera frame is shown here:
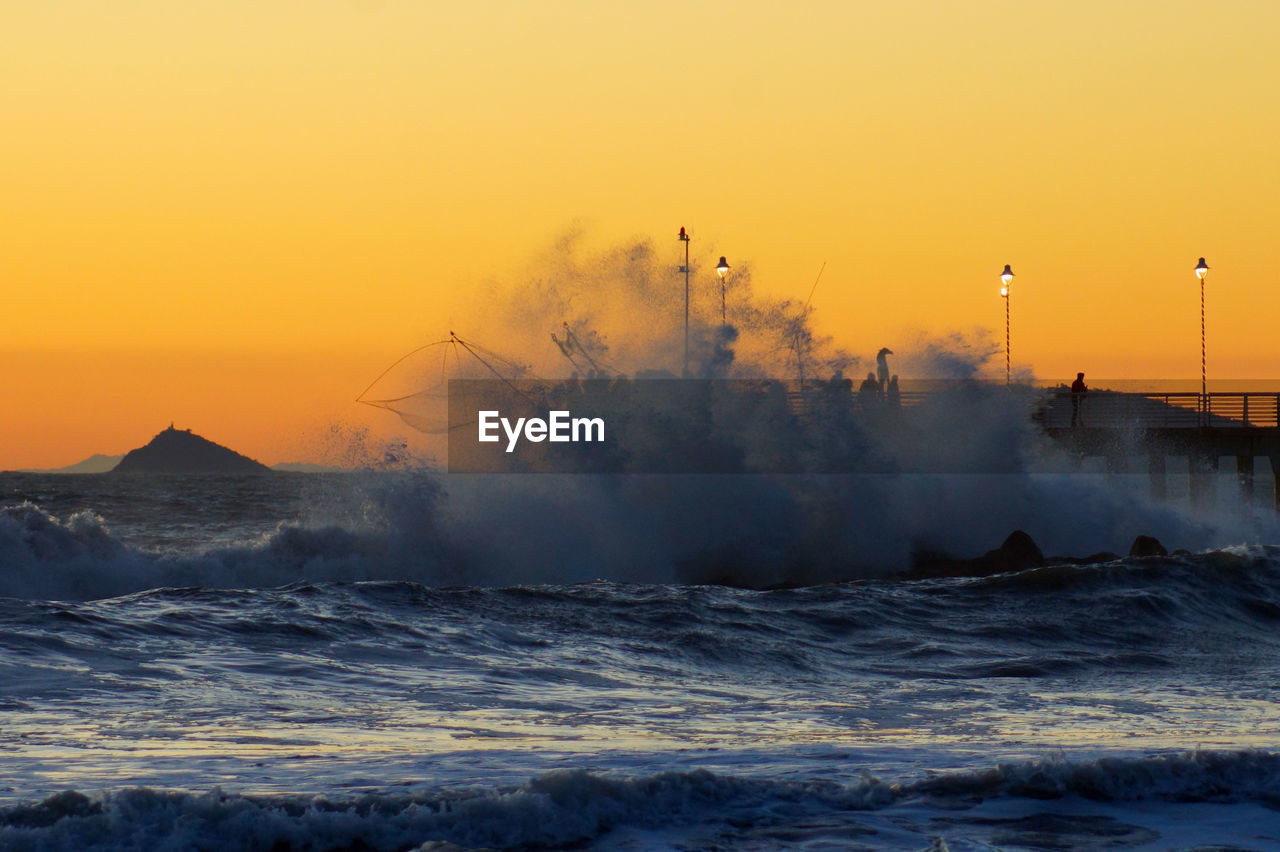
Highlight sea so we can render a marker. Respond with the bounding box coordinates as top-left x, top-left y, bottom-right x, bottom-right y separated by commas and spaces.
3, 466, 1280, 851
